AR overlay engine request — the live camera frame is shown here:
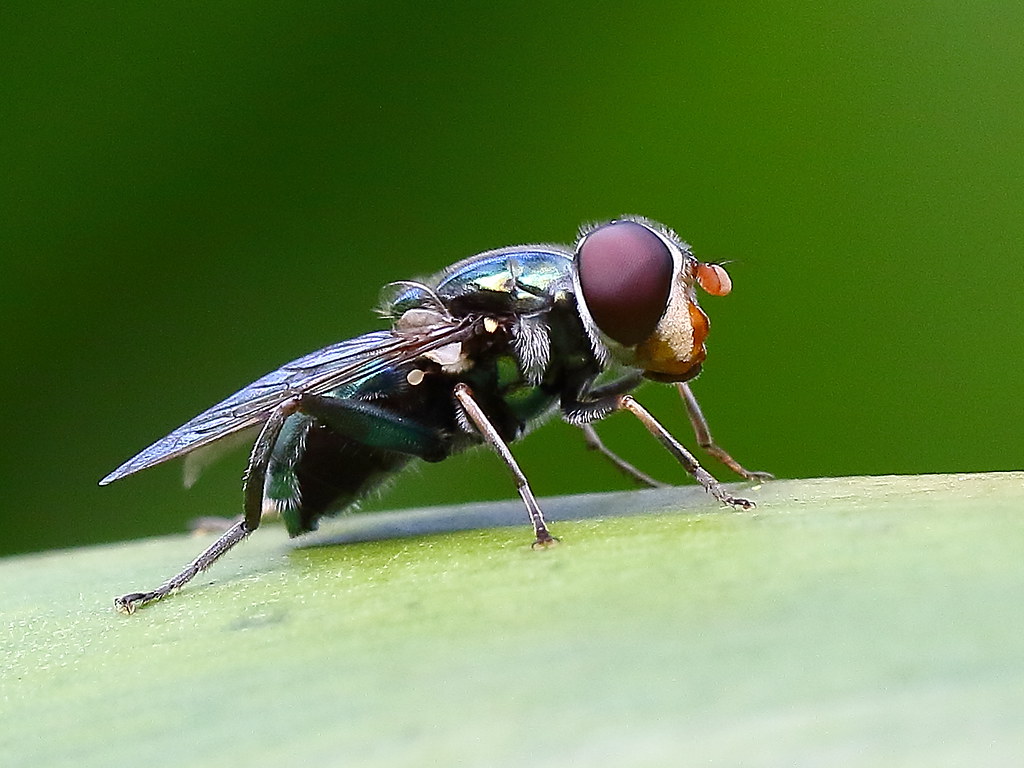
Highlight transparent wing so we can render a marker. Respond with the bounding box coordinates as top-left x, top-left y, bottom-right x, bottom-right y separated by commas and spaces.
100, 318, 475, 485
